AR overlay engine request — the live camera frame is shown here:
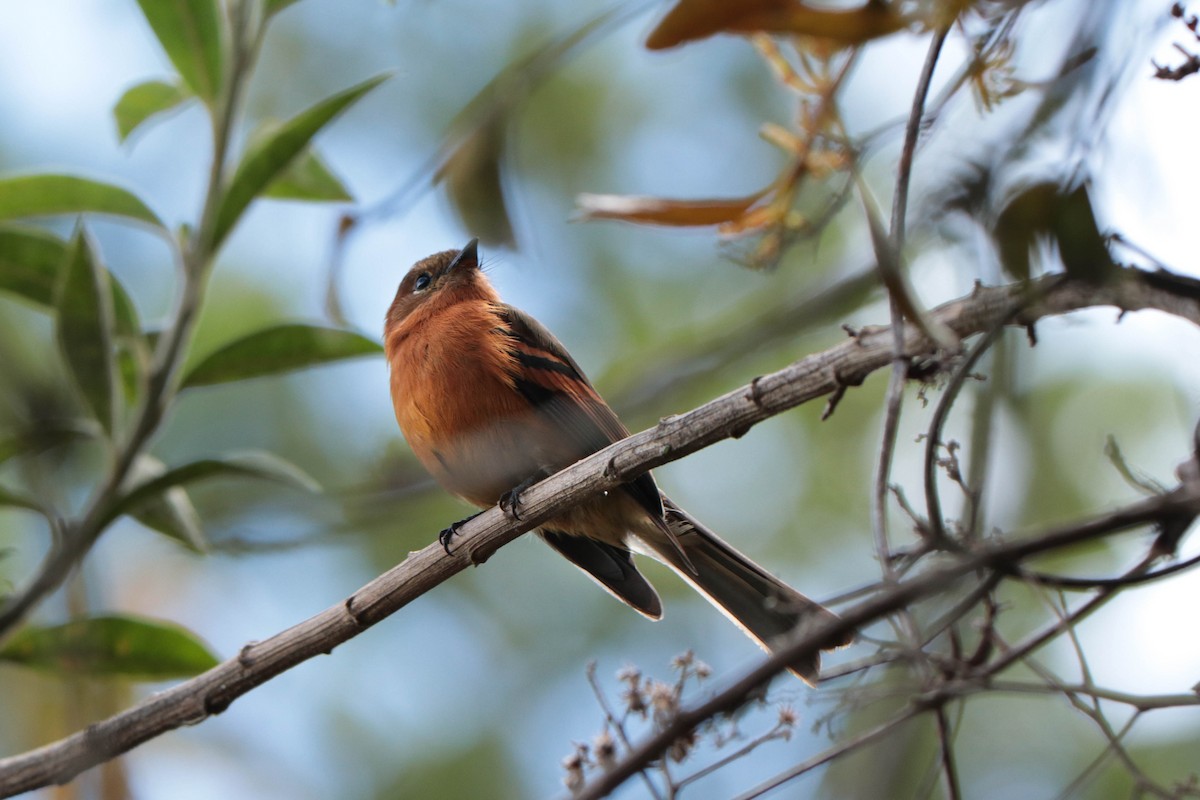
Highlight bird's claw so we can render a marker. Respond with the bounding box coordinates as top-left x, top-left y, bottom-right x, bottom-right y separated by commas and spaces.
499, 475, 539, 521
499, 487, 524, 521
438, 511, 482, 555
